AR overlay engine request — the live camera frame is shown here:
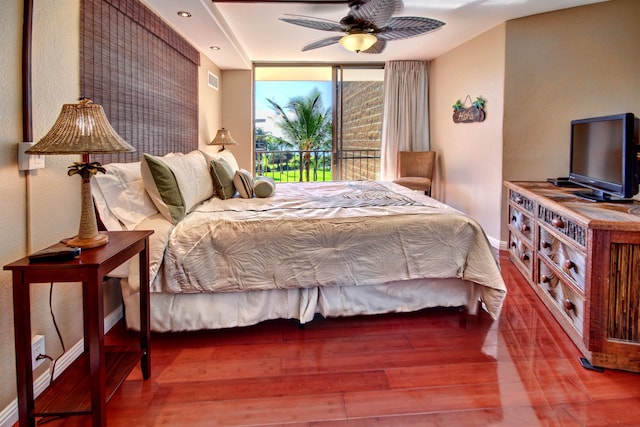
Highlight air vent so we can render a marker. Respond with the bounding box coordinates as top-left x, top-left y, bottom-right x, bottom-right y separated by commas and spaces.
208, 71, 219, 90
